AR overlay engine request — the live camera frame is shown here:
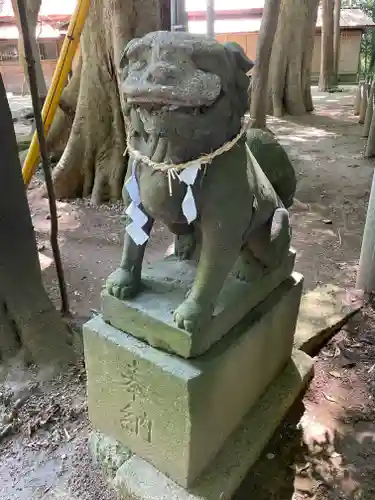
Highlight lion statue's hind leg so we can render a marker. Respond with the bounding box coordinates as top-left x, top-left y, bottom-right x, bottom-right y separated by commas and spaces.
243, 208, 291, 277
